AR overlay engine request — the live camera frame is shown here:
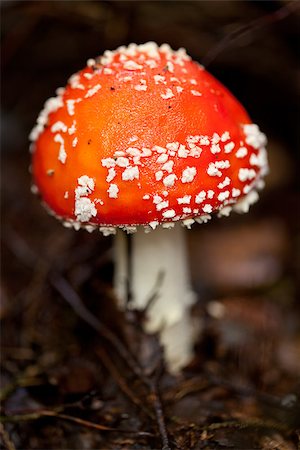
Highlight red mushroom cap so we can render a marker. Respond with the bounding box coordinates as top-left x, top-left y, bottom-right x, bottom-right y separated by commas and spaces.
30, 42, 268, 234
